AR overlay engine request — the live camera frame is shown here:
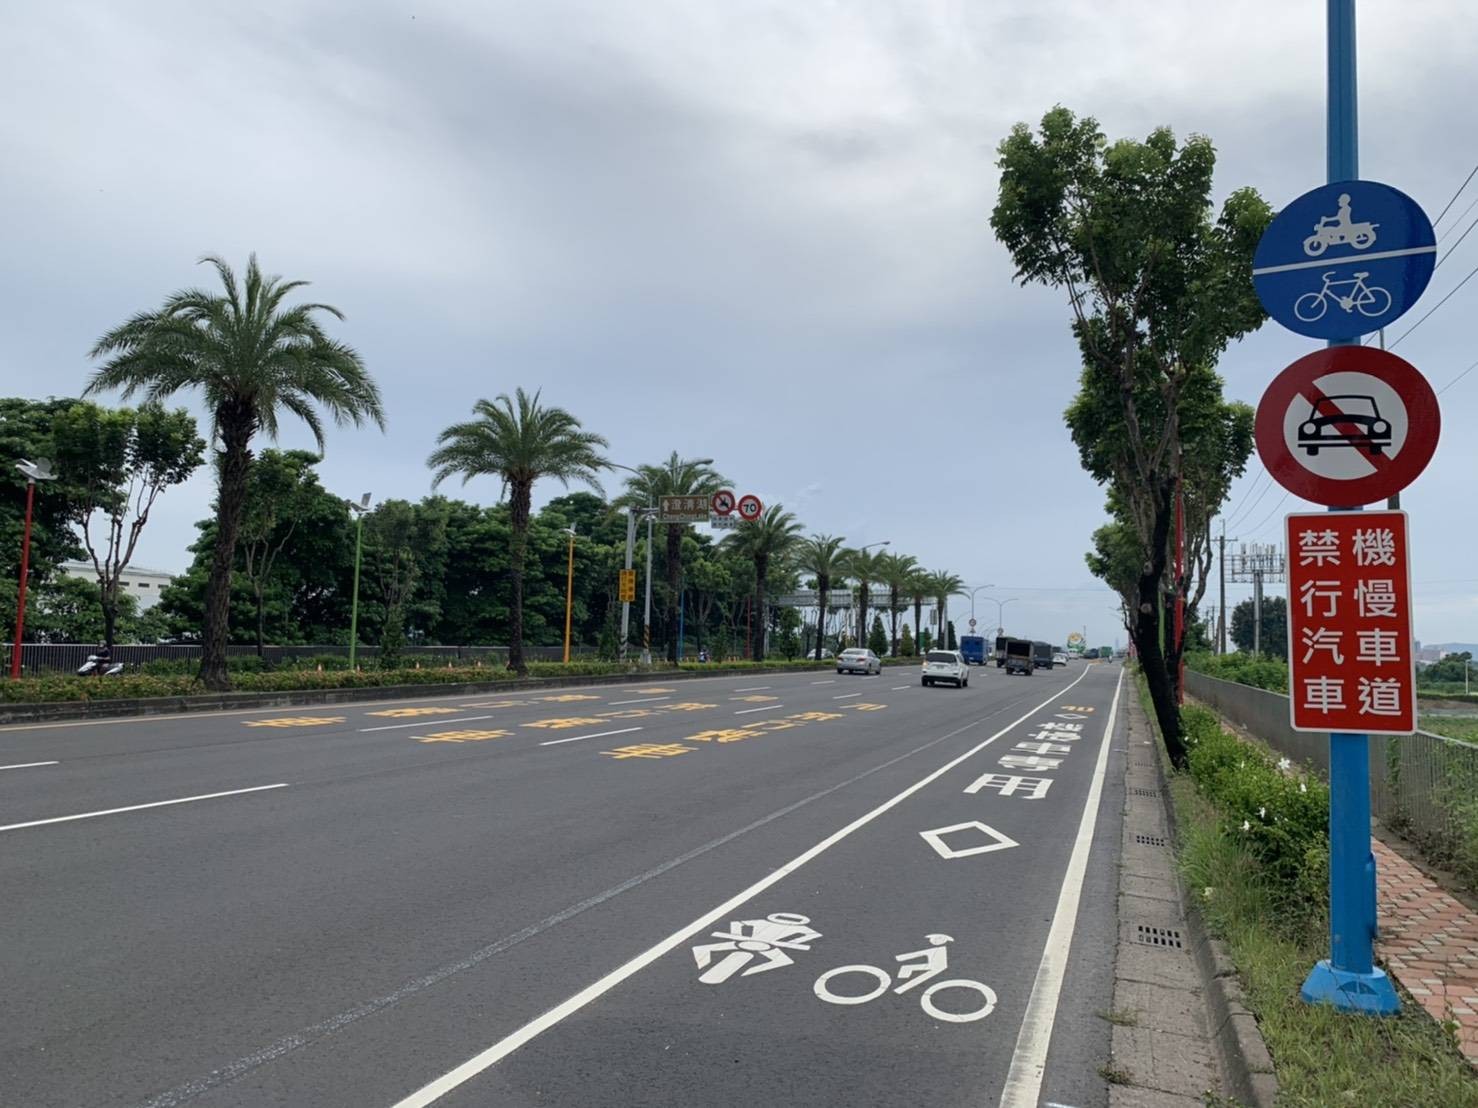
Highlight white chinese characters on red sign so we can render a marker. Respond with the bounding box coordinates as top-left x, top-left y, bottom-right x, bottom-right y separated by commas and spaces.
1286, 511, 1415, 734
